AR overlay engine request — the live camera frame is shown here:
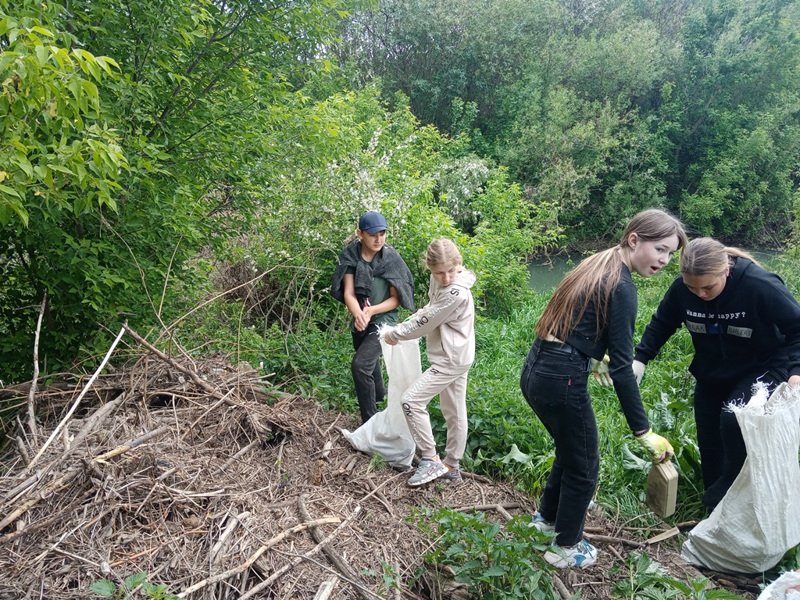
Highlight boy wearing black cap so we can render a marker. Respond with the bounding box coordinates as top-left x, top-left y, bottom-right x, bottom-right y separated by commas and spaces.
331, 212, 415, 423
